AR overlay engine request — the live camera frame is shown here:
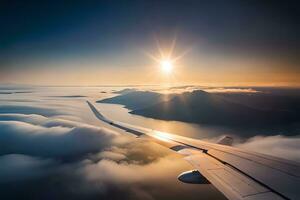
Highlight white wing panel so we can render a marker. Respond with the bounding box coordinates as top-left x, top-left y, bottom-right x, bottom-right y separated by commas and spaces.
185, 154, 284, 200
208, 149, 299, 199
